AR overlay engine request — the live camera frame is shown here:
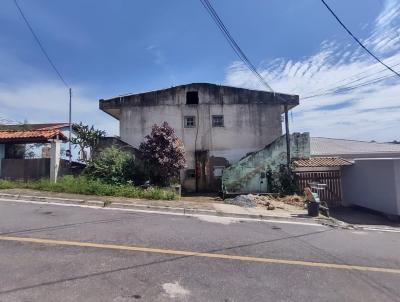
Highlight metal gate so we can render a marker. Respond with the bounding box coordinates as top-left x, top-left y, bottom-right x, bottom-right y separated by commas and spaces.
295, 170, 342, 206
